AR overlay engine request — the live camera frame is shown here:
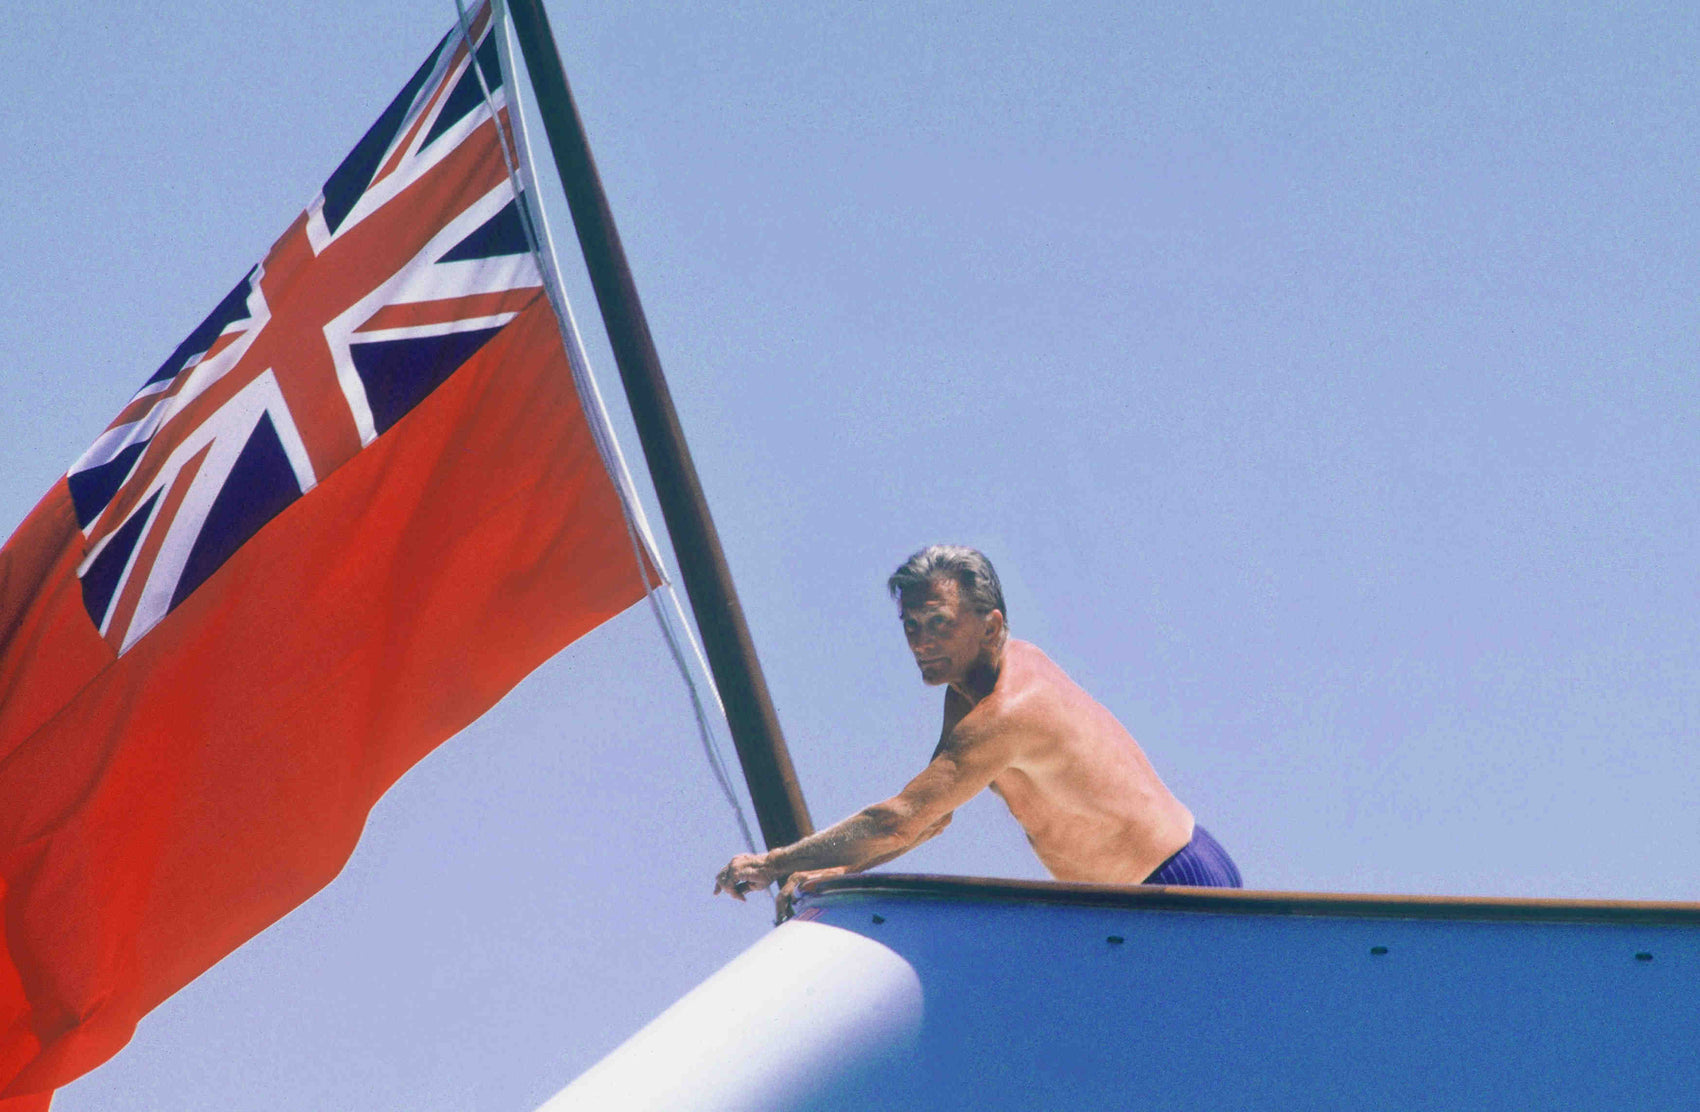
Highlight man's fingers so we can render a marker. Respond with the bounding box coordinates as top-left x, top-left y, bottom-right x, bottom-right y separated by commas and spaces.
714, 855, 774, 902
